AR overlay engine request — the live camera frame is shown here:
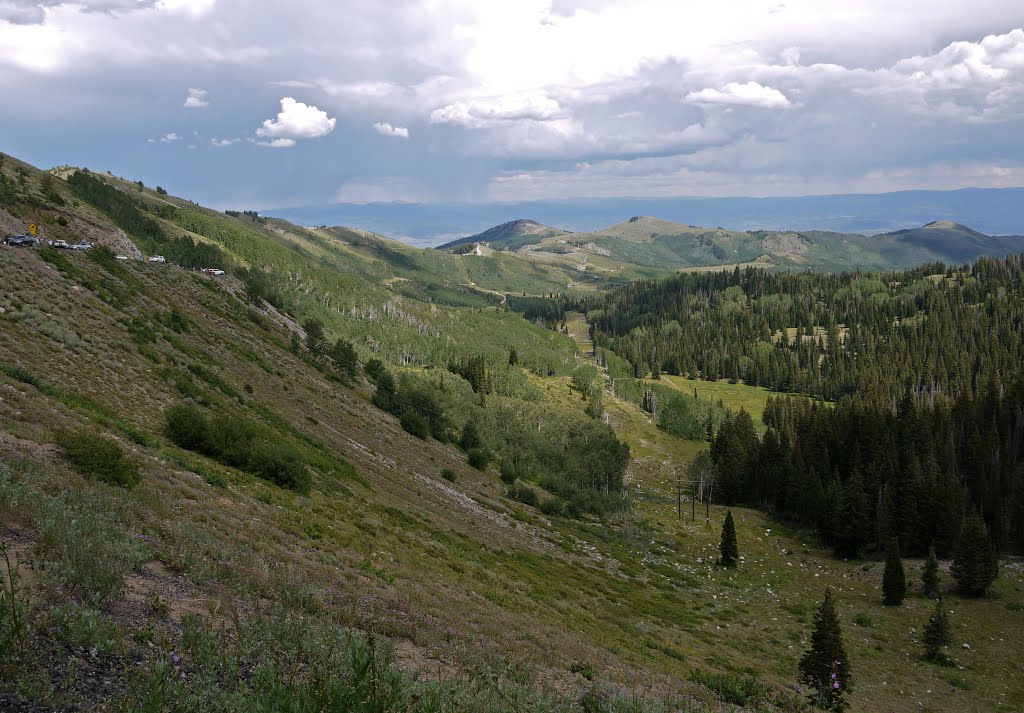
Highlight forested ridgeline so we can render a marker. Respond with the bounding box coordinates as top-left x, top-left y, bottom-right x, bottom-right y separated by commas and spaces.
582, 257, 1024, 403
709, 382, 1024, 557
